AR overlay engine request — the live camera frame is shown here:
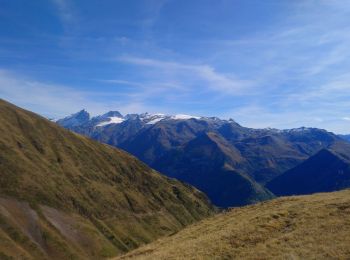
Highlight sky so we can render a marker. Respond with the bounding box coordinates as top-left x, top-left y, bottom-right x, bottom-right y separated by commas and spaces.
0, 0, 350, 133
